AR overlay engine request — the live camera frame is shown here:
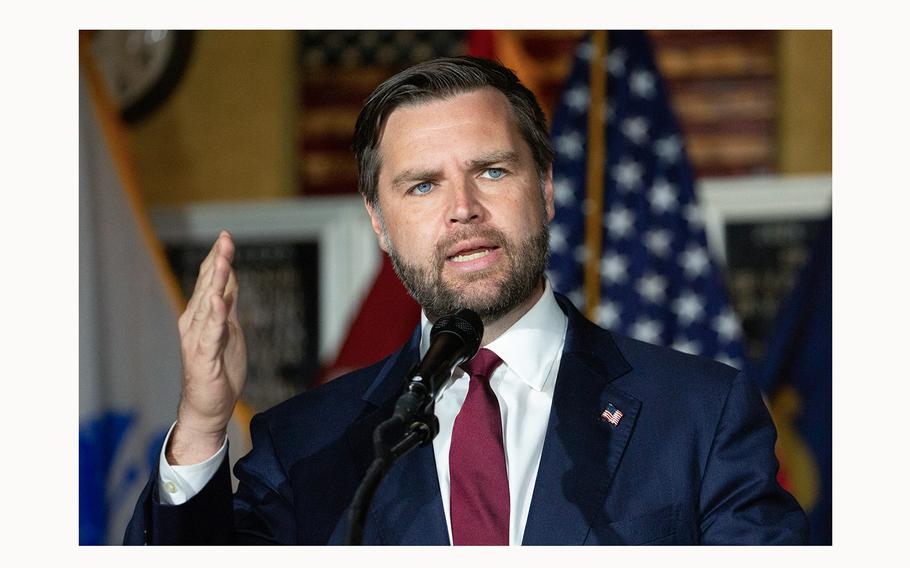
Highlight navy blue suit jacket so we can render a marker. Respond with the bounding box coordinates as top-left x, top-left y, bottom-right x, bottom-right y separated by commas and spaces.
125, 294, 807, 545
